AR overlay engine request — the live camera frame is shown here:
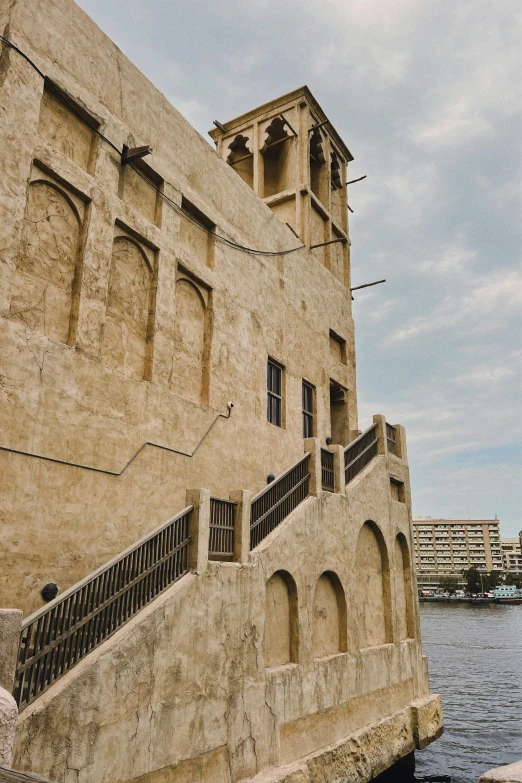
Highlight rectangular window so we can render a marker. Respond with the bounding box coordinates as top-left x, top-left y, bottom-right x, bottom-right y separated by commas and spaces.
267, 359, 283, 427
302, 380, 315, 438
